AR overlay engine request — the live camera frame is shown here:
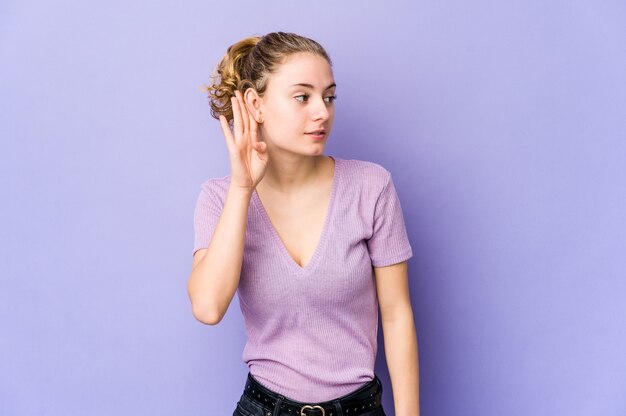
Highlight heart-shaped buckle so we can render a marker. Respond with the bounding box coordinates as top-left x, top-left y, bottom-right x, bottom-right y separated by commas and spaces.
300, 404, 325, 415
